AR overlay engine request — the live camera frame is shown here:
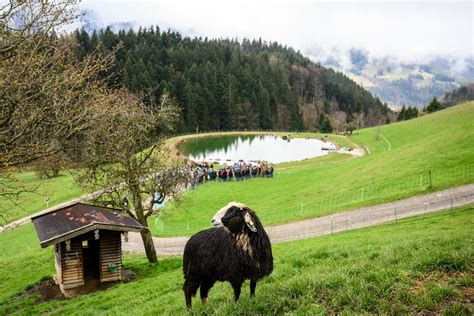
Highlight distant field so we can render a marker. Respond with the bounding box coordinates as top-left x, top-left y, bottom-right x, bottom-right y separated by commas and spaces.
0, 129, 351, 225
0, 171, 82, 225
2, 102, 473, 234
1, 206, 472, 314
152, 101, 474, 237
